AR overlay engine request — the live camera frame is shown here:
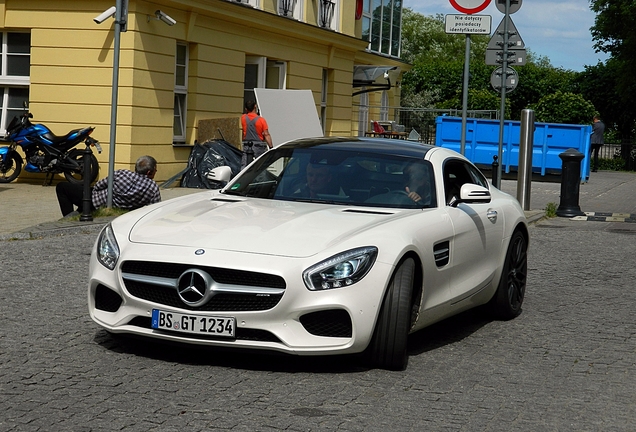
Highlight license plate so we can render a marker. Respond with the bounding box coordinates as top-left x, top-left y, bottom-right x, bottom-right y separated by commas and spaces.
151, 309, 235, 338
